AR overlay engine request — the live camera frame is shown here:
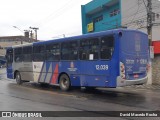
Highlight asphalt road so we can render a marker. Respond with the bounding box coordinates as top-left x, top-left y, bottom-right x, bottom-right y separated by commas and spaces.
0, 68, 160, 120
